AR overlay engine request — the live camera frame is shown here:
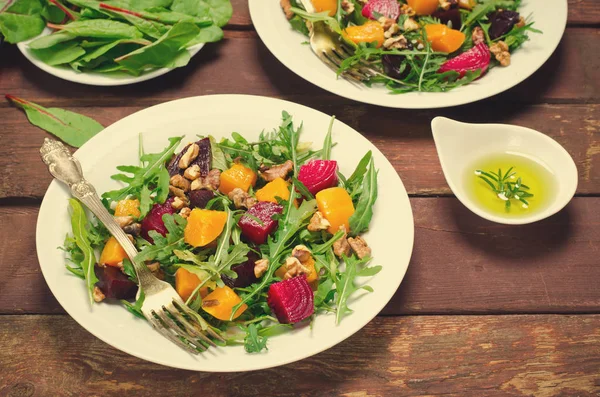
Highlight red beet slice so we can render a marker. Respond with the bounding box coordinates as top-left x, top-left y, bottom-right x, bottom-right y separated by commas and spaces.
362, 0, 400, 20
221, 251, 260, 288
238, 202, 283, 245
298, 160, 338, 195
95, 265, 138, 300
140, 197, 176, 243
189, 189, 215, 209
438, 42, 490, 78
267, 276, 314, 324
